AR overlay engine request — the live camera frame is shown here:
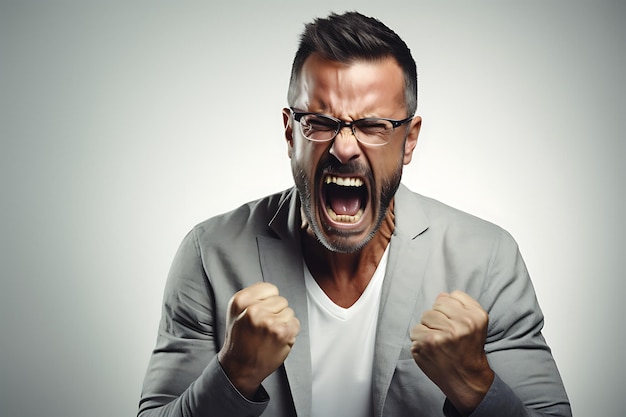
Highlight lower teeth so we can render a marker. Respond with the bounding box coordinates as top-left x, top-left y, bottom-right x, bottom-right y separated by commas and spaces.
327, 208, 363, 223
